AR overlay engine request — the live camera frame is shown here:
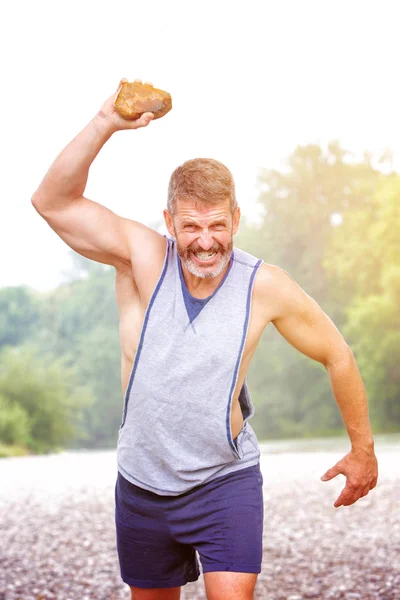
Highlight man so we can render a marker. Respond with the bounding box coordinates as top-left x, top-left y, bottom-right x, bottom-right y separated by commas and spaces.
32, 79, 378, 600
